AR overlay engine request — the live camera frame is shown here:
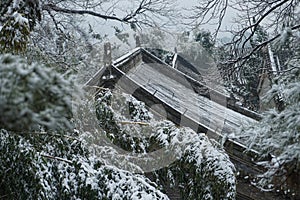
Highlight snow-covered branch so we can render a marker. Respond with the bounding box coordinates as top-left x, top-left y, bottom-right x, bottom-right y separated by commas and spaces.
42, 4, 127, 23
